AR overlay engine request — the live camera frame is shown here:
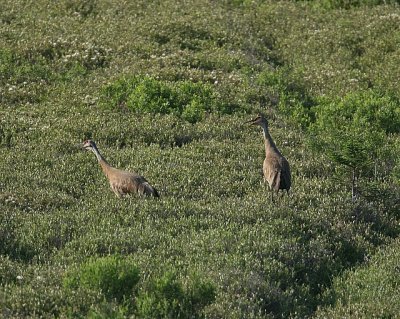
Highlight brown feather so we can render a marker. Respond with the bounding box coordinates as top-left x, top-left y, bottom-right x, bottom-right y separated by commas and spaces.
249, 114, 291, 197
84, 140, 159, 198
